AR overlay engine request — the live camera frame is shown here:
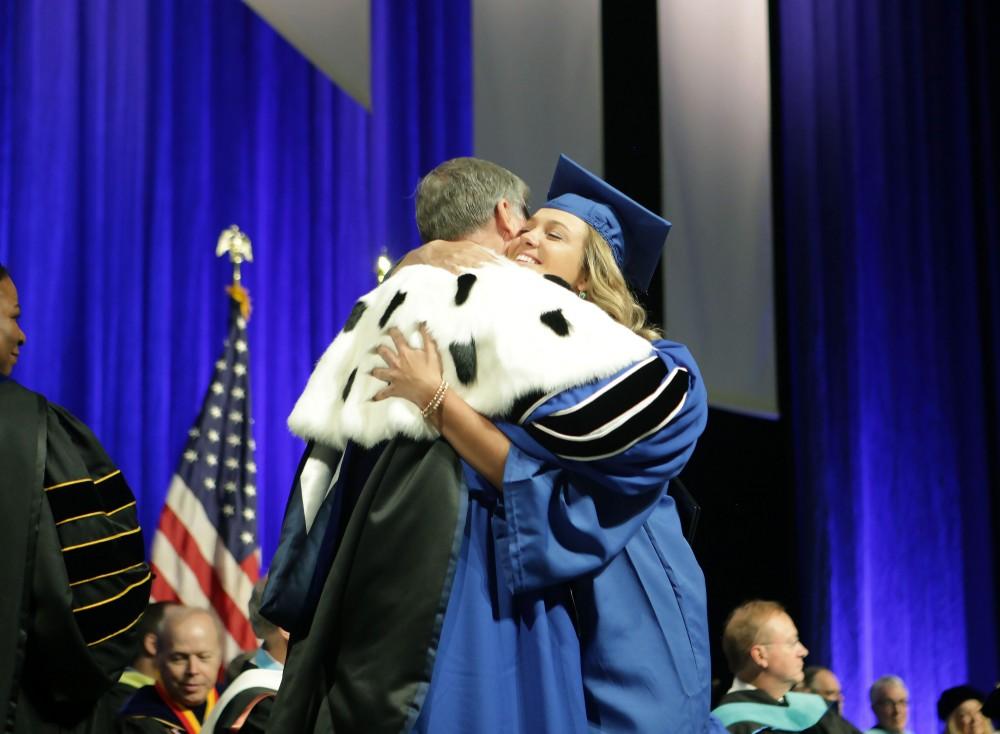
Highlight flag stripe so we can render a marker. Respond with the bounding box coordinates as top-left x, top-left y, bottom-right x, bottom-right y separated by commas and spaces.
163, 476, 256, 608
153, 501, 257, 649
